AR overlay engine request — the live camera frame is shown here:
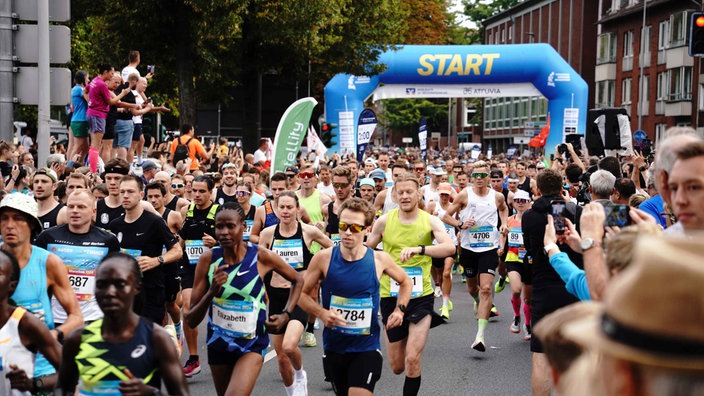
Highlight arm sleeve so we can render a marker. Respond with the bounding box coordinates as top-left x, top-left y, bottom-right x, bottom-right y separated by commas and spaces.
548, 252, 591, 301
